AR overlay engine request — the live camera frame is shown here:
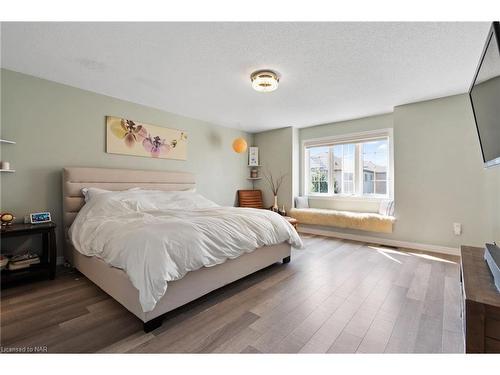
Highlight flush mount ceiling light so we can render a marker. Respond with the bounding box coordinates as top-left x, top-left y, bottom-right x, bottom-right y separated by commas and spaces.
250, 70, 279, 92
